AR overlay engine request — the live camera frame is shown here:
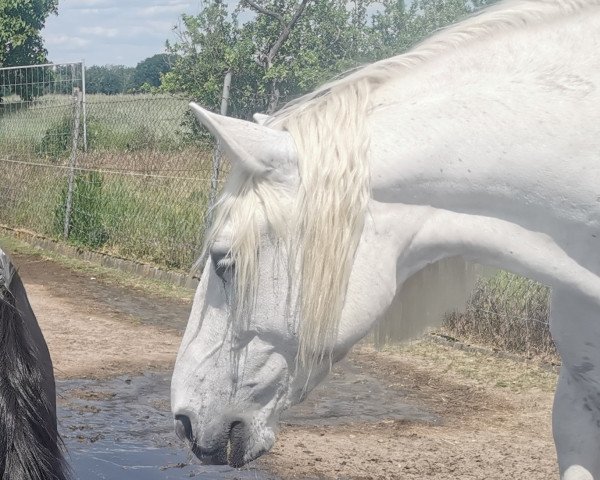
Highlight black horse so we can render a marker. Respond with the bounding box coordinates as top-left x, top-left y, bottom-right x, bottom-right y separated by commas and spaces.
0, 248, 69, 480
